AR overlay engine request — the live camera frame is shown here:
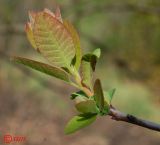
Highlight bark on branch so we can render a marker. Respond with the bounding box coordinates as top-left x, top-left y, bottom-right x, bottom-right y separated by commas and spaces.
109, 107, 160, 132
